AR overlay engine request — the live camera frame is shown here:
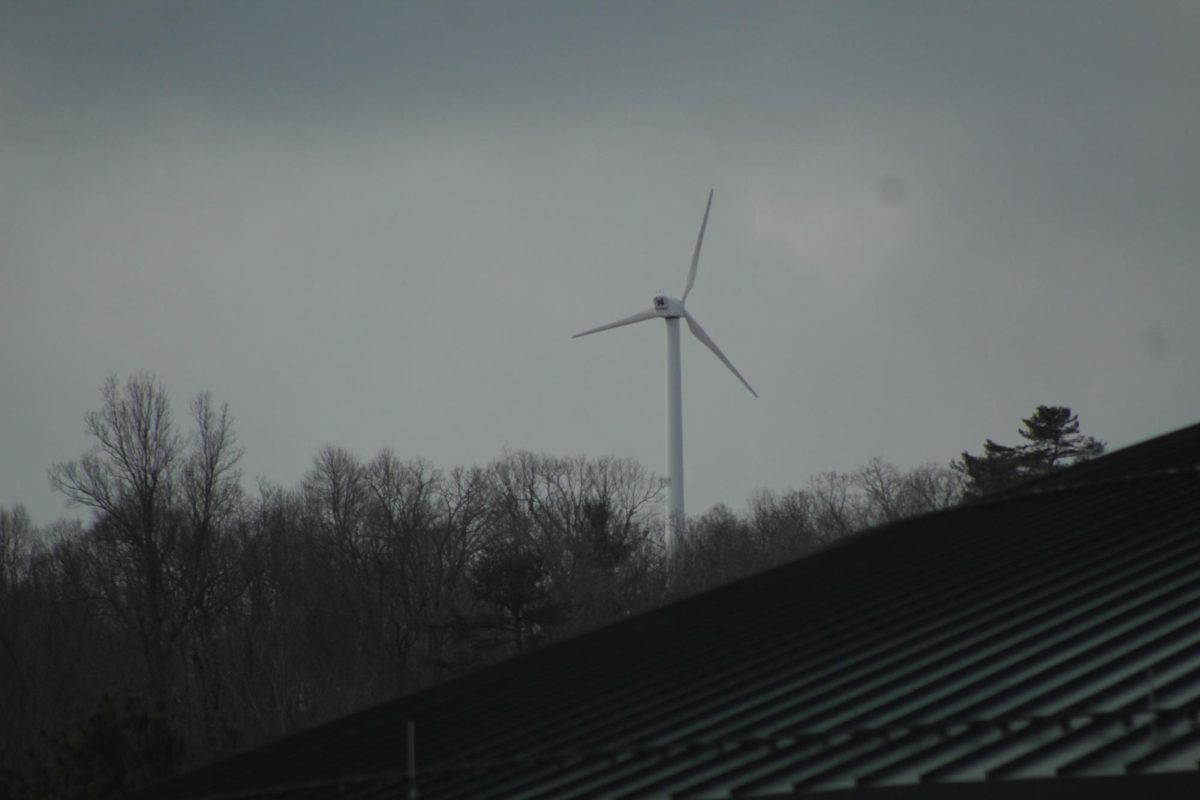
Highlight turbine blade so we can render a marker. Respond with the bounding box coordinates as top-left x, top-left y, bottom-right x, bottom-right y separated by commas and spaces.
681, 189, 713, 303
572, 308, 657, 339
683, 310, 758, 397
